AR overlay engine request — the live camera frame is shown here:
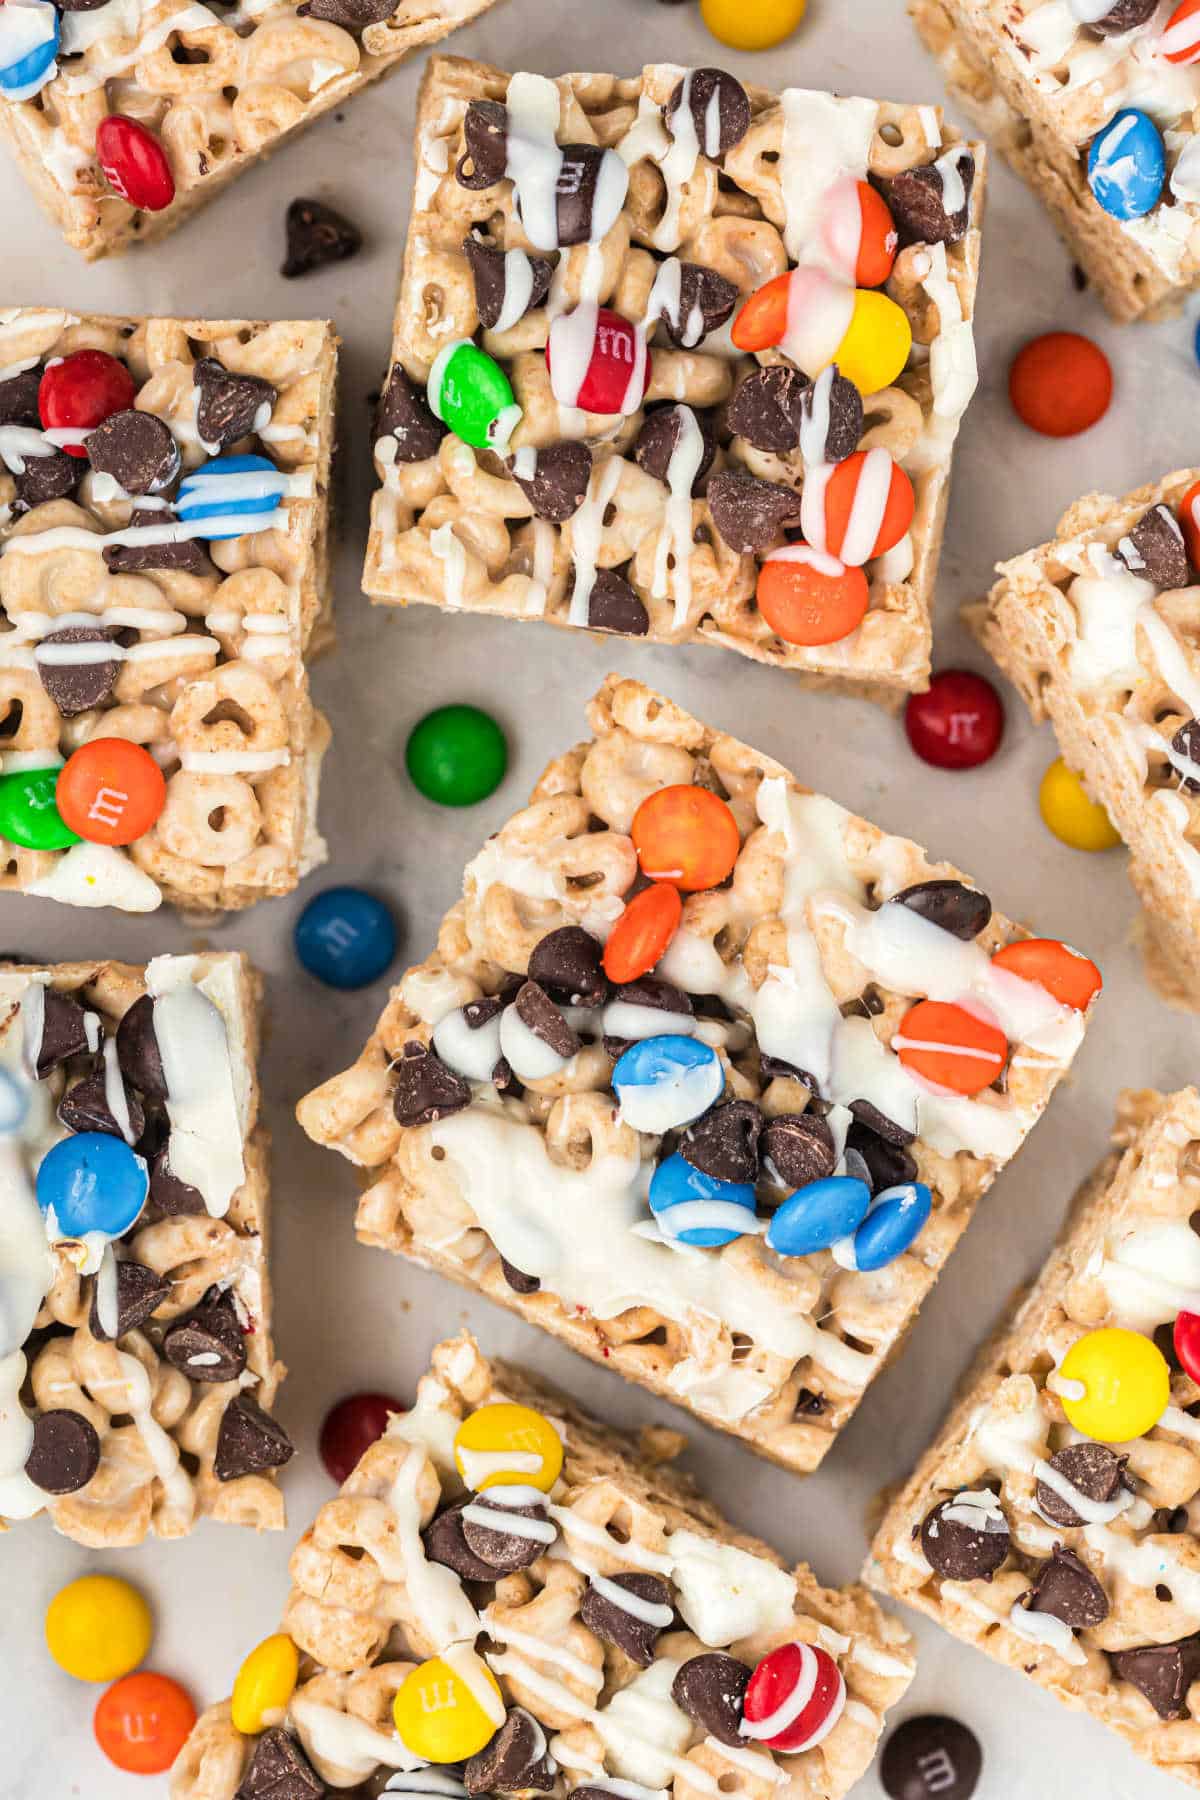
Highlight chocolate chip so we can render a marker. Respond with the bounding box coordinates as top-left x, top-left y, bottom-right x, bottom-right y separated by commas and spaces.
86, 410, 180, 496
24, 1409, 101, 1495
1021, 1545, 1108, 1629
846, 1118, 917, 1192
57, 0, 112, 9
707, 469, 800, 553
880, 1715, 982, 1800
457, 100, 509, 189
634, 405, 716, 491
795, 1388, 826, 1415
800, 367, 864, 463
580, 1572, 672, 1665
671, 1652, 750, 1746
610, 976, 692, 1019
1088, 0, 1155, 31
25, 989, 87, 1079
1171, 720, 1200, 794
423, 1499, 501, 1581
465, 236, 555, 330
920, 1491, 1010, 1580
760, 1113, 836, 1188
235, 1728, 324, 1800
393, 1041, 470, 1127
1110, 1634, 1200, 1719
1117, 504, 1188, 588
582, 567, 649, 636
680, 1100, 762, 1183
296, 0, 395, 23
59, 1061, 145, 1141
514, 980, 579, 1059
850, 1098, 916, 1146
760, 1052, 821, 1091
544, 145, 616, 246
461, 1493, 554, 1573
500, 1255, 540, 1295
163, 1292, 246, 1382
13, 445, 80, 510
509, 440, 592, 521
1035, 1443, 1128, 1529
0, 365, 41, 426
728, 366, 810, 454
887, 151, 974, 246
529, 926, 607, 1006
375, 364, 445, 463
214, 1393, 294, 1481
658, 264, 739, 348
664, 67, 751, 154
116, 995, 166, 1098
103, 507, 215, 576
281, 198, 362, 278
149, 1147, 207, 1216
890, 879, 992, 941
36, 625, 122, 717
465, 1707, 555, 1794
194, 358, 278, 450
89, 1259, 171, 1341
